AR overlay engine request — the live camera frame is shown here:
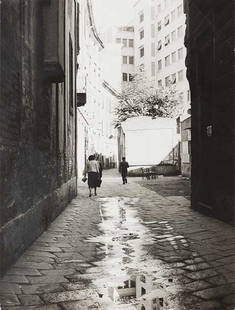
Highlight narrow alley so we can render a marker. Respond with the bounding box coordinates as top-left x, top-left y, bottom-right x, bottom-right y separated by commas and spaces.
0, 171, 234, 310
